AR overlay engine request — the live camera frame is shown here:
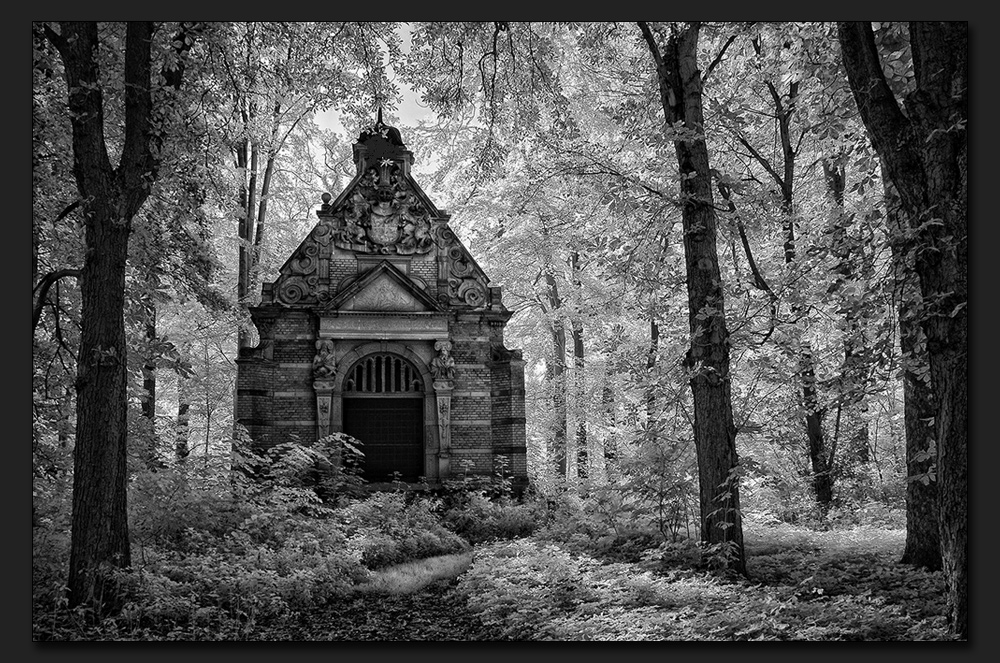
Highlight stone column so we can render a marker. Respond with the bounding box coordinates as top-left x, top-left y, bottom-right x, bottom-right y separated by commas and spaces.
312, 339, 337, 442
434, 379, 454, 478
432, 339, 457, 480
